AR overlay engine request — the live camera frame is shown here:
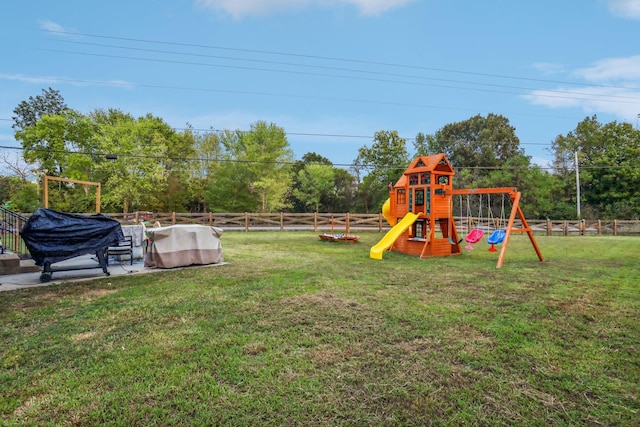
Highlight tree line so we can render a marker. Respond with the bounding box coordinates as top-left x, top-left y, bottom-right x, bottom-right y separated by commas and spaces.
2, 88, 639, 219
